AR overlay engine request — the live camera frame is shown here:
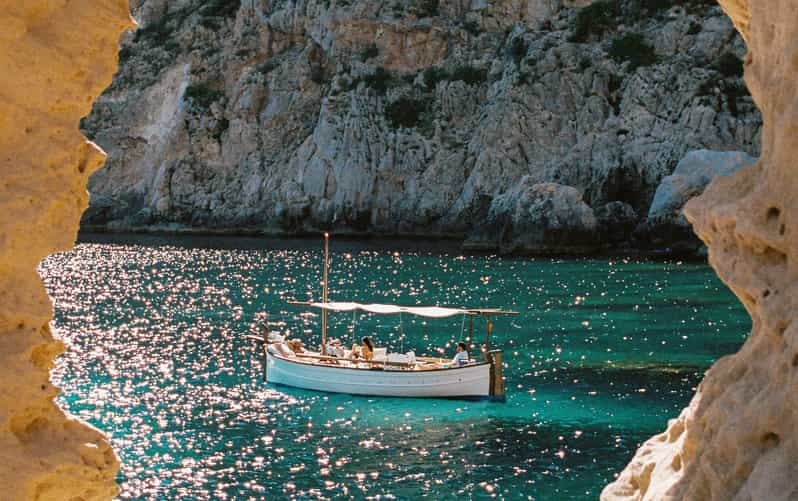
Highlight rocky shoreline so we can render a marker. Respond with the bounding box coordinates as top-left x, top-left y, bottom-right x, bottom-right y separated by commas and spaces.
77, 226, 711, 260
82, 145, 755, 258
